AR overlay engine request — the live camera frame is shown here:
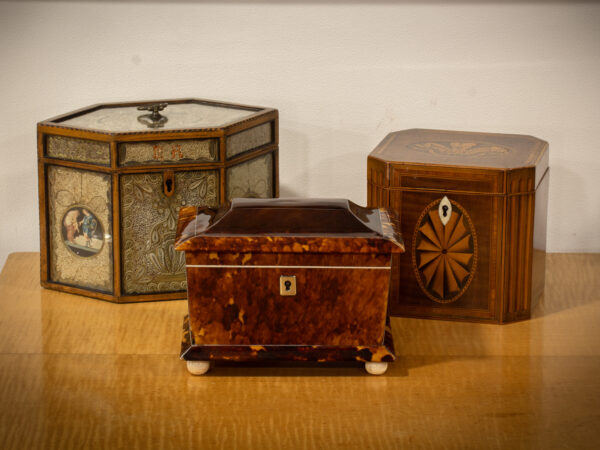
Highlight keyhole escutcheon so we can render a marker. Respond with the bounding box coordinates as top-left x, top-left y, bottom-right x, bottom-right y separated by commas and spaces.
163, 170, 175, 197
280, 276, 297, 296
438, 196, 452, 226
